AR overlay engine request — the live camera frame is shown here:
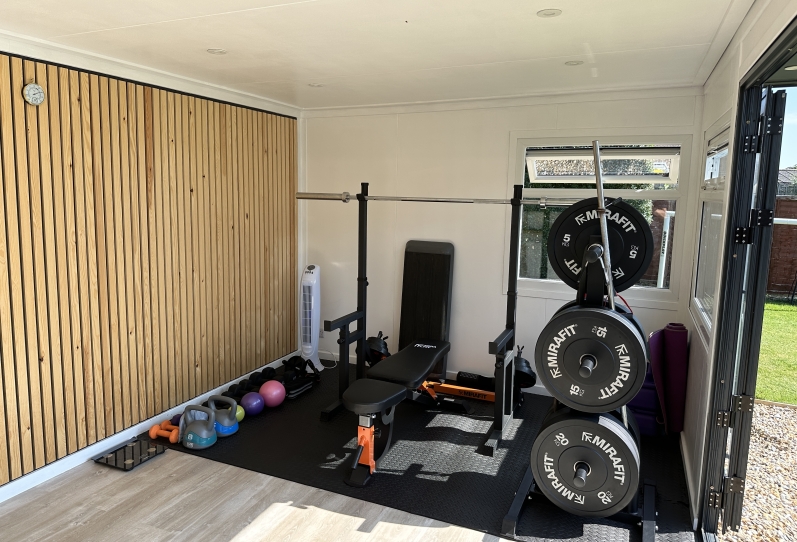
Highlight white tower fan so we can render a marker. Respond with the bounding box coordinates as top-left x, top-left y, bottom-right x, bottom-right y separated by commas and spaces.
300, 265, 323, 370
